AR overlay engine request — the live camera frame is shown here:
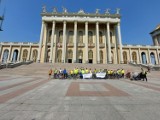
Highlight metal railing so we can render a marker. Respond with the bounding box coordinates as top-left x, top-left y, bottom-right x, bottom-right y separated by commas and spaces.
0, 61, 33, 69
128, 61, 160, 71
